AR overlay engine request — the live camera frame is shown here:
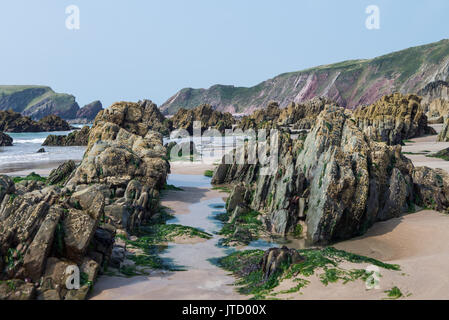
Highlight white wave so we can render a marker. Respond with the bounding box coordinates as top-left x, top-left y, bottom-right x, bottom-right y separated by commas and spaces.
13, 138, 46, 144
